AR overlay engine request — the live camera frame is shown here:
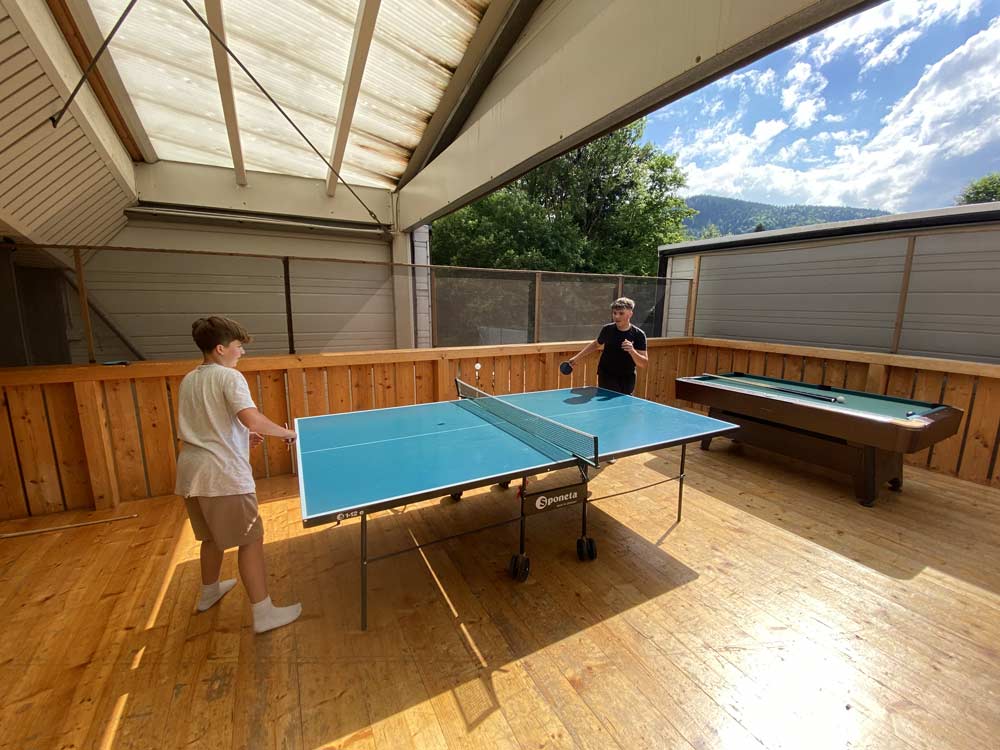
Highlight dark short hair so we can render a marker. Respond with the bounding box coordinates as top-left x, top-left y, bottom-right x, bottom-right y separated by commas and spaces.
191, 316, 251, 353
611, 297, 635, 310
